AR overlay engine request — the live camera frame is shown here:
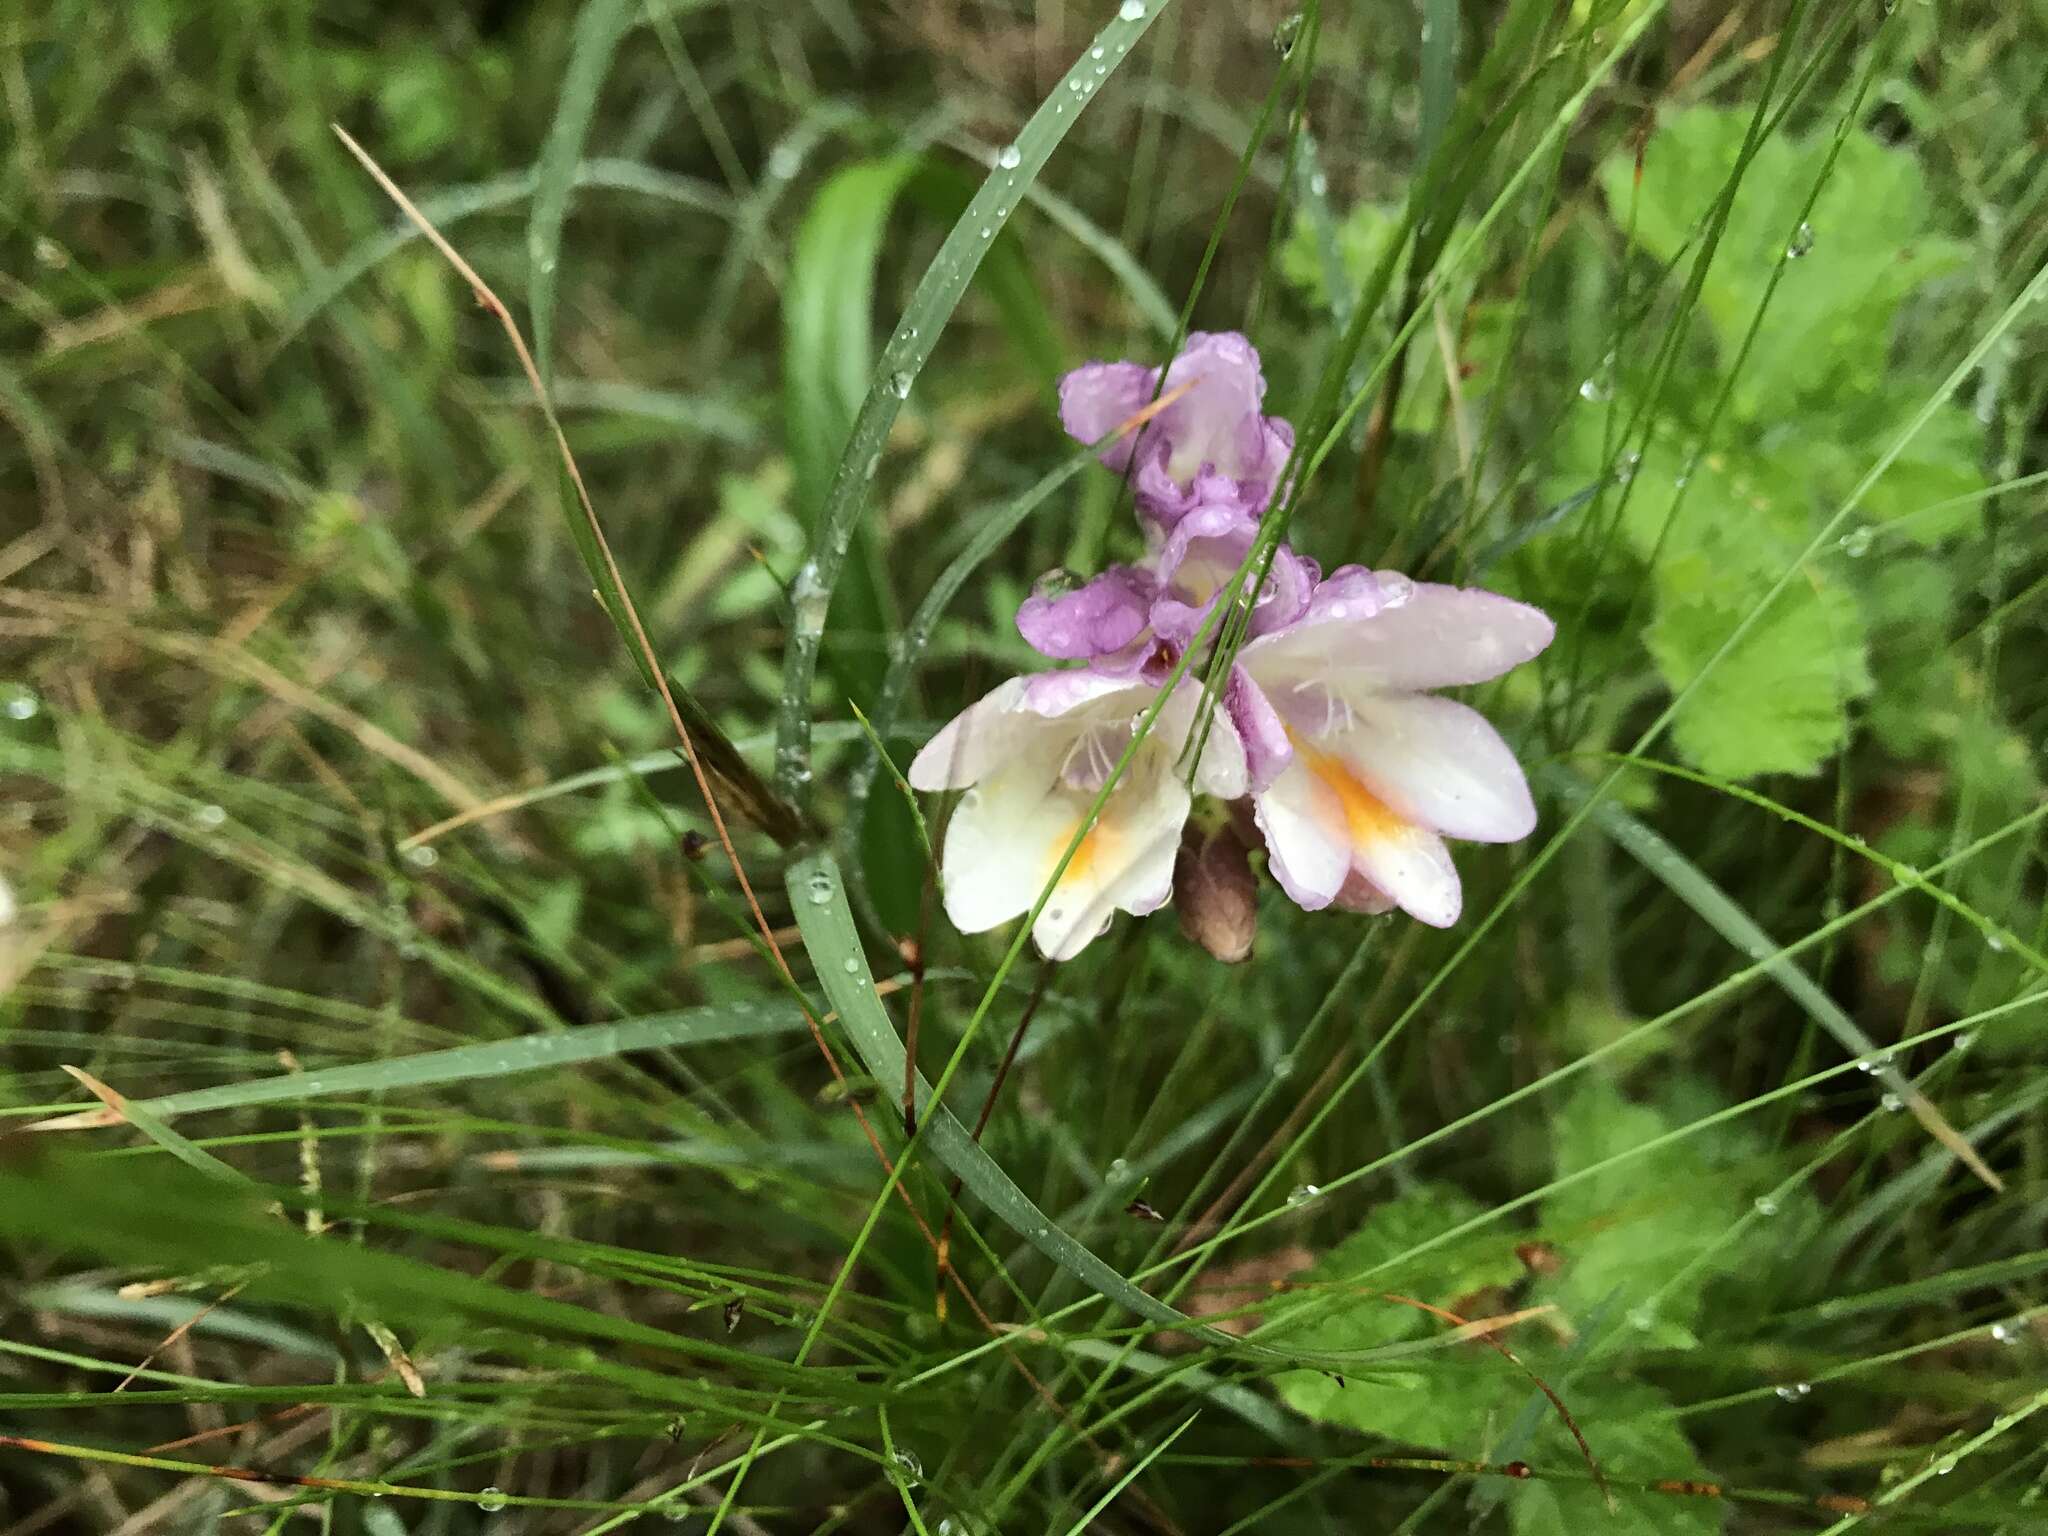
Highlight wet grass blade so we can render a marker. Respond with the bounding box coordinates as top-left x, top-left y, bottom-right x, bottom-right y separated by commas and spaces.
1543, 766, 2004, 1191
528, 0, 639, 386
771, 0, 1177, 802
32, 1003, 809, 1128
786, 849, 1212, 1338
